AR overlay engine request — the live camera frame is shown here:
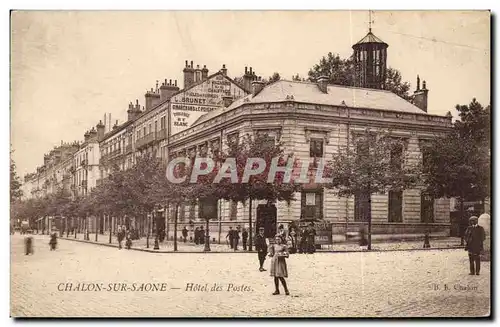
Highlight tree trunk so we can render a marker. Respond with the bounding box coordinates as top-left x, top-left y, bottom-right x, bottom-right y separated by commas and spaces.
146, 213, 150, 248
460, 197, 465, 246
248, 198, 253, 252
204, 218, 211, 252
95, 216, 98, 242
367, 194, 372, 250
109, 215, 112, 244
174, 204, 179, 252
